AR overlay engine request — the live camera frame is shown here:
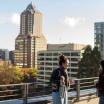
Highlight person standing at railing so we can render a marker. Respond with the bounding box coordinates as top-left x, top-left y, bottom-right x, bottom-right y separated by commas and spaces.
50, 55, 70, 104
96, 60, 104, 104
